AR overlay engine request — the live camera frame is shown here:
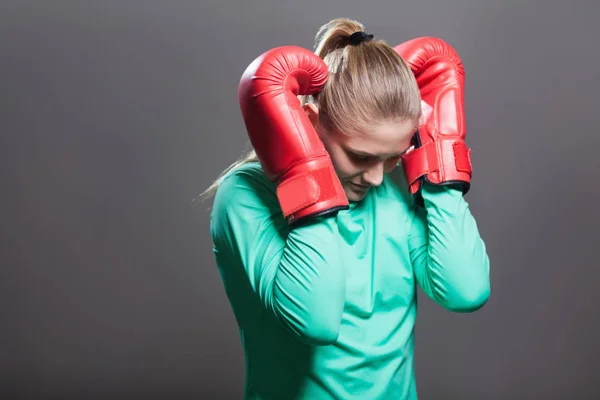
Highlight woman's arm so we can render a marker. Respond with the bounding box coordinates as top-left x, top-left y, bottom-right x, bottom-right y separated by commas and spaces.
408, 184, 491, 312
210, 165, 346, 345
